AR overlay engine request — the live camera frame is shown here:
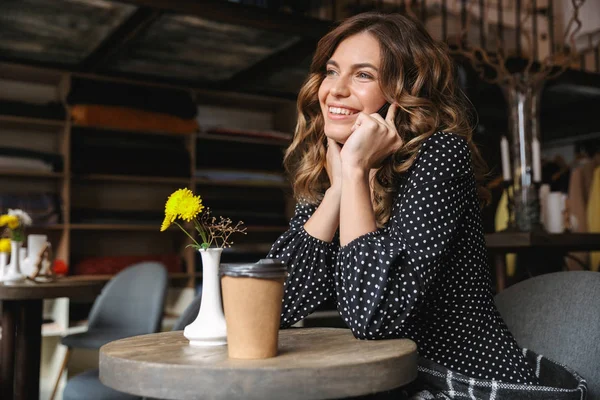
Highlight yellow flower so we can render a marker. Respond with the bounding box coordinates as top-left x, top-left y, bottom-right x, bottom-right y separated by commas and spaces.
160, 188, 204, 231
0, 215, 19, 229
0, 238, 10, 252
178, 193, 203, 222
